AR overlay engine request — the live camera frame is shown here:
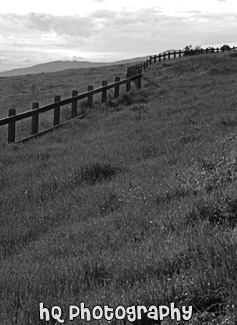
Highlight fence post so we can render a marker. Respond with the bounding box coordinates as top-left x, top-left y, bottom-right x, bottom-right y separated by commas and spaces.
164, 53, 166, 61
31, 102, 39, 135
168, 51, 170, 59
126, 67, 131, 78
159, 54, 161, 62
146, 59, 149, 68
136, 75, 141, 89
114, 77, 120, 98
8, 108, 16, 144
71, 90, 78, 118
102, 81, 107, 103
88, 85, 93, 108
174, 51, 176, 59
206, 48, 208, 54
179, 50, 181, 58
149, 56, 152, 65
154, 56, 156, 63
126, 78, 131, 92
54, 95, 61, 126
